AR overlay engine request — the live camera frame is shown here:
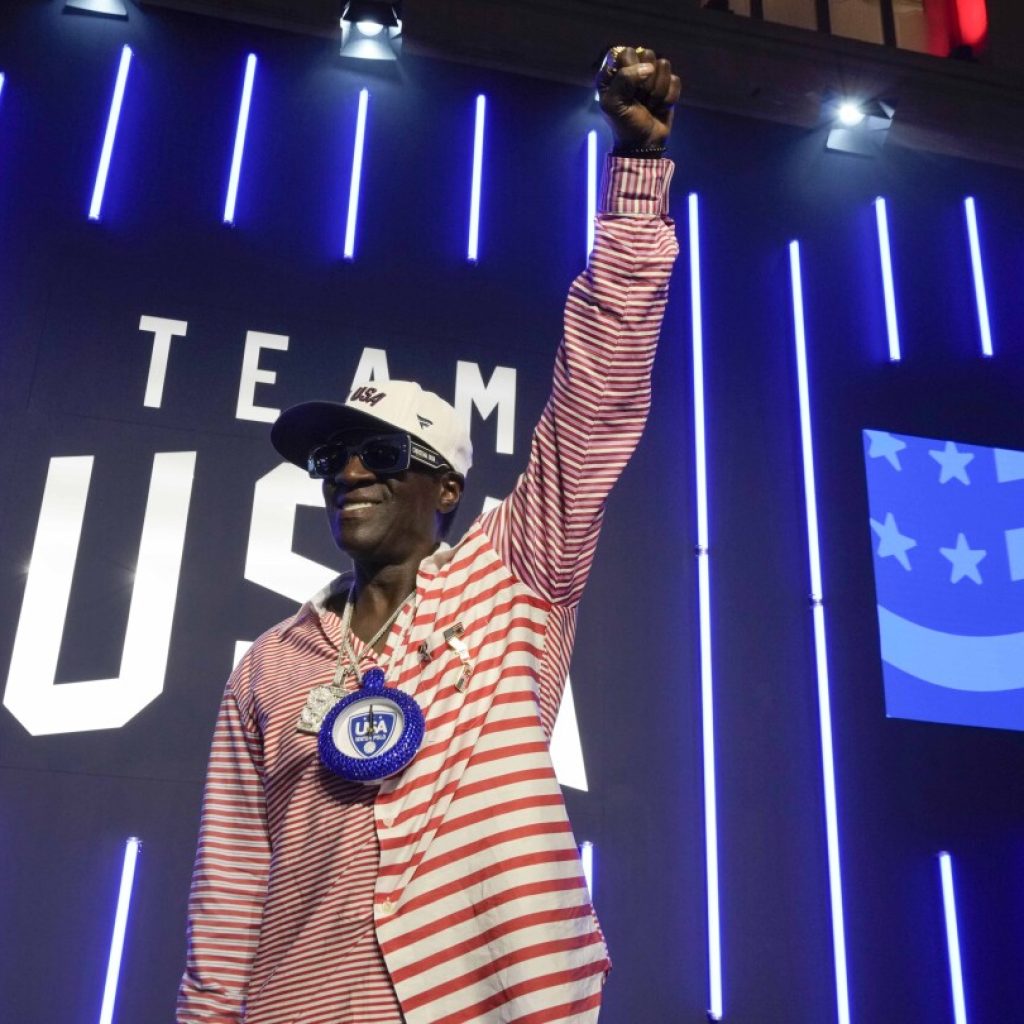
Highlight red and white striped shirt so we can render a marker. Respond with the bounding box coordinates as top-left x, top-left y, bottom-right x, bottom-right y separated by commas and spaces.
178, 156, 677, 1024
